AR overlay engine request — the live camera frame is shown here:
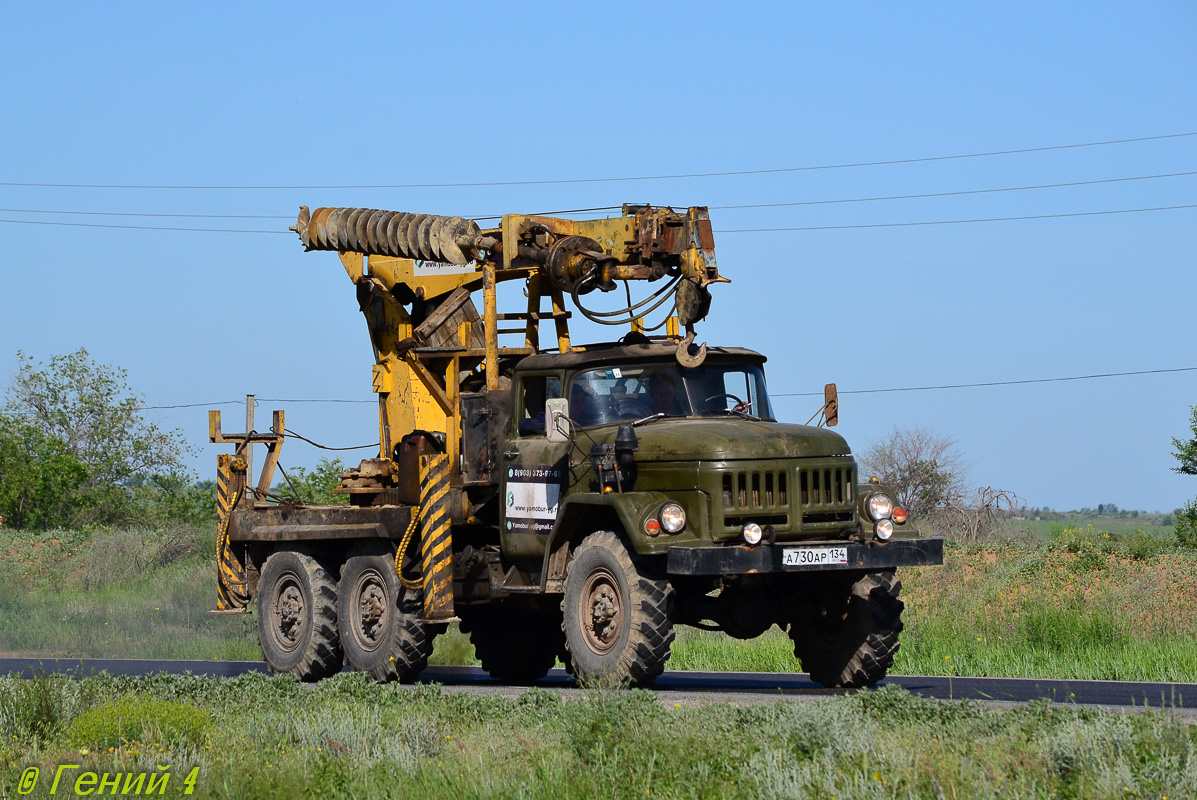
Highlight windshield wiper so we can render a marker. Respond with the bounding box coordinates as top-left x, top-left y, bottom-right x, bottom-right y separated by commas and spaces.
631, 412, 673, 427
